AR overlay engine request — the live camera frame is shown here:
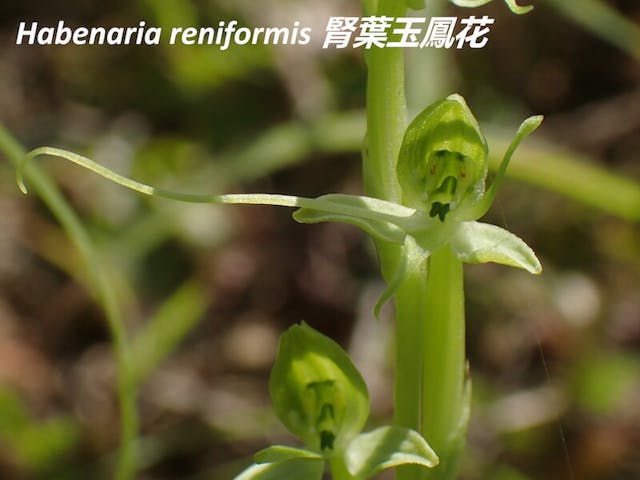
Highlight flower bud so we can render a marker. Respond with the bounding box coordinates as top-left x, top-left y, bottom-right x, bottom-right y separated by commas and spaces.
269, 323, 370, 453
